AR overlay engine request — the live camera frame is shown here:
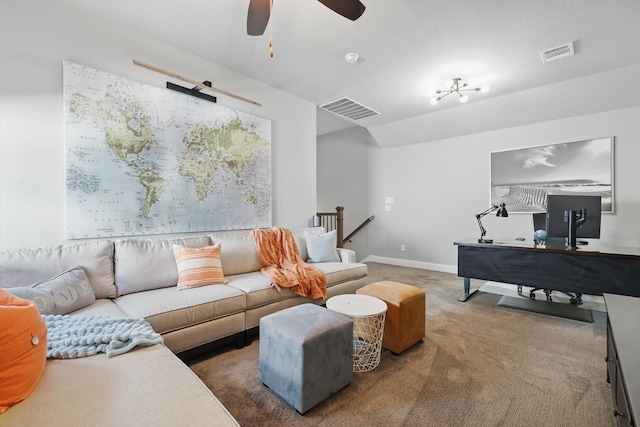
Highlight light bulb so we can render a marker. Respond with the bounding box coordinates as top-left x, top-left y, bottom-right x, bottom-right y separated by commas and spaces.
459, 94, 469, 103
430, 97, 439, 105
345, 52, 359, 64
481, 85, 490, 93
